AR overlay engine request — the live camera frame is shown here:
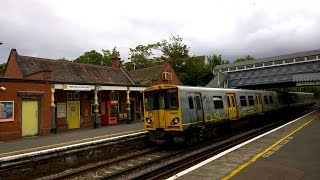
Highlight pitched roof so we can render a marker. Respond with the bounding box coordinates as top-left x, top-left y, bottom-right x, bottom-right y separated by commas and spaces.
128, 64, 166, 85
16, 55, 135, 85
214, 49, 320, 70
